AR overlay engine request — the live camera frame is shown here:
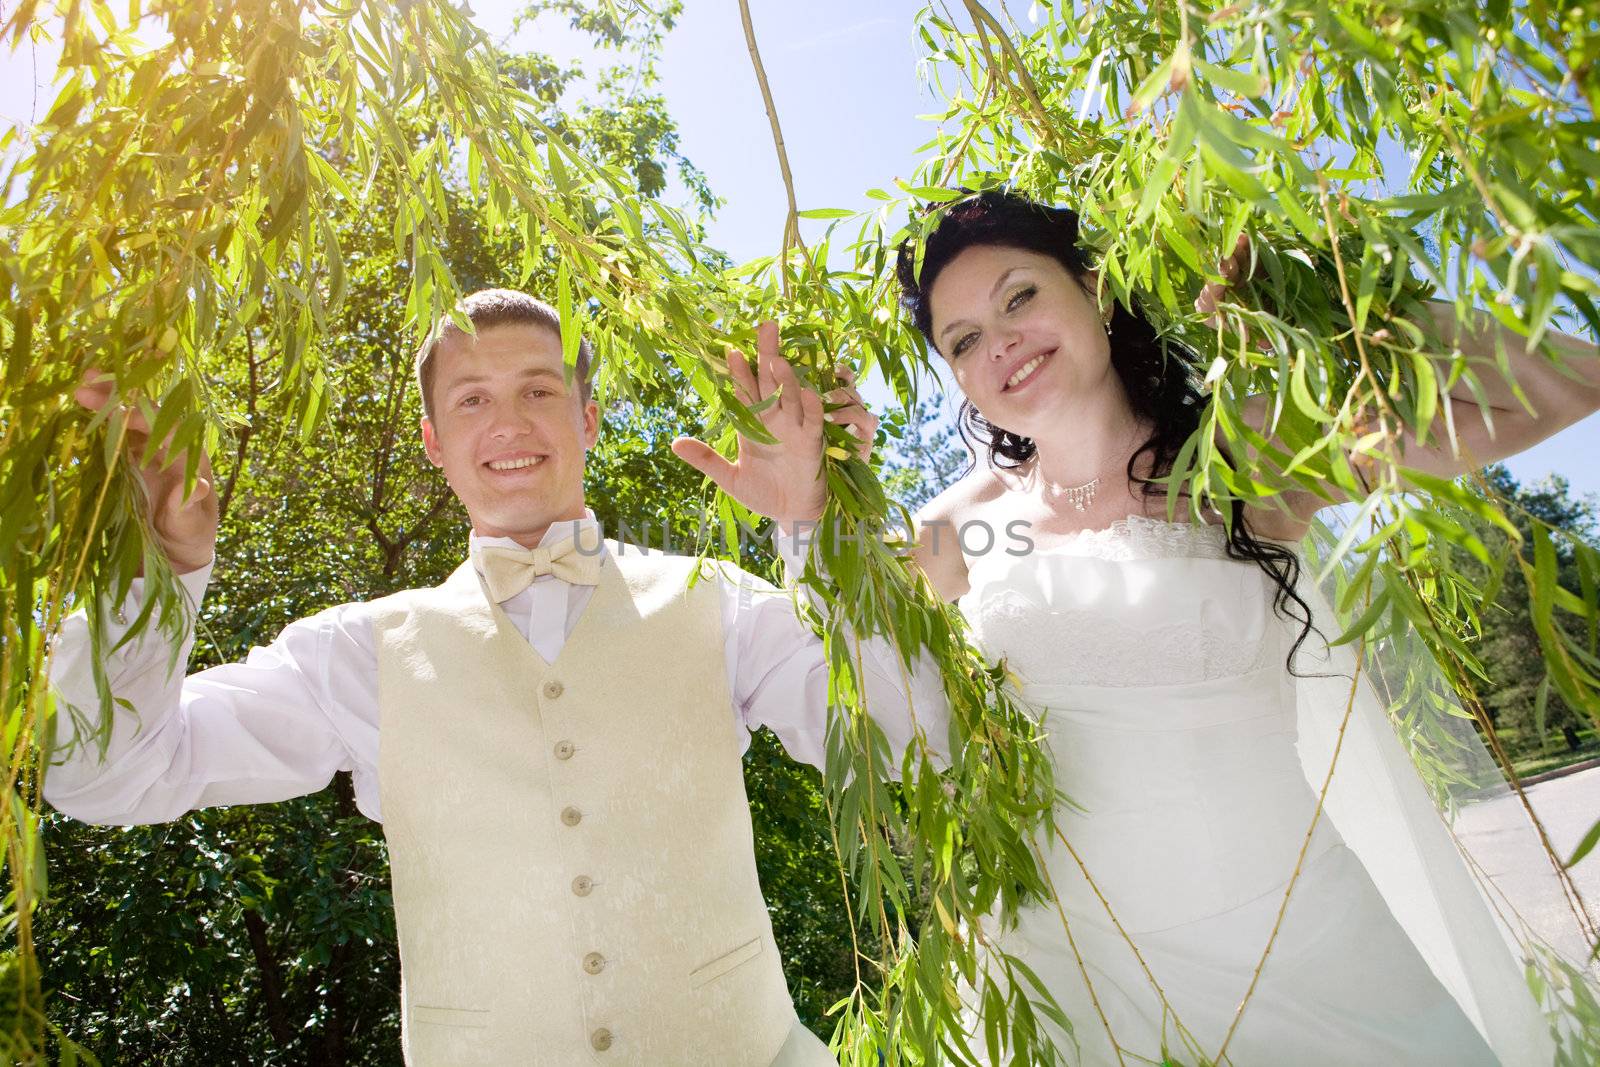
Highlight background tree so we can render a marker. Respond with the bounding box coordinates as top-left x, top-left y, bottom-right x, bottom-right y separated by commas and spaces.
881, 400, 969, 514
1475, 466, 1600, 760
